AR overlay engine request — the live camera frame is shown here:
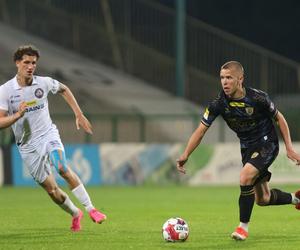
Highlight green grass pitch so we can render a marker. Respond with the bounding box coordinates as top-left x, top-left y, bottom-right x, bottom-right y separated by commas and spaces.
1, 185, 300, 250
